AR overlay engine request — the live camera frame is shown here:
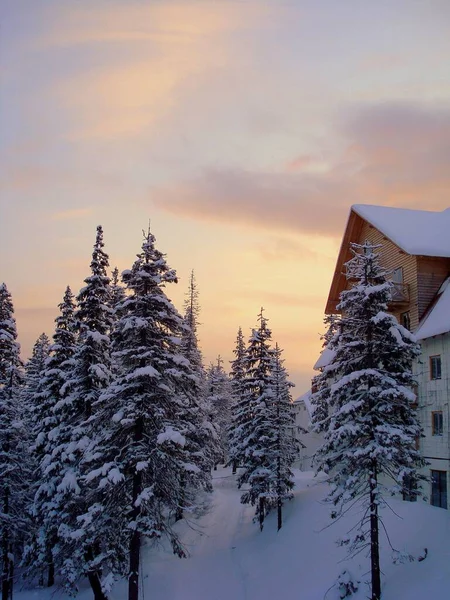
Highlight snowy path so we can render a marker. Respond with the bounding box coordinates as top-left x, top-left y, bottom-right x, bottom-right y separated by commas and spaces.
16, 468, 450, 600
144, 469, 258, 600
